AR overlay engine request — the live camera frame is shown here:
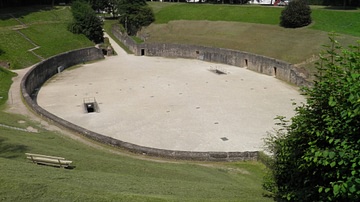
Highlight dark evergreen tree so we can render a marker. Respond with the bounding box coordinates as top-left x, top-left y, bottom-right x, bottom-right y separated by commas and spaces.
280, 0, 312, 28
